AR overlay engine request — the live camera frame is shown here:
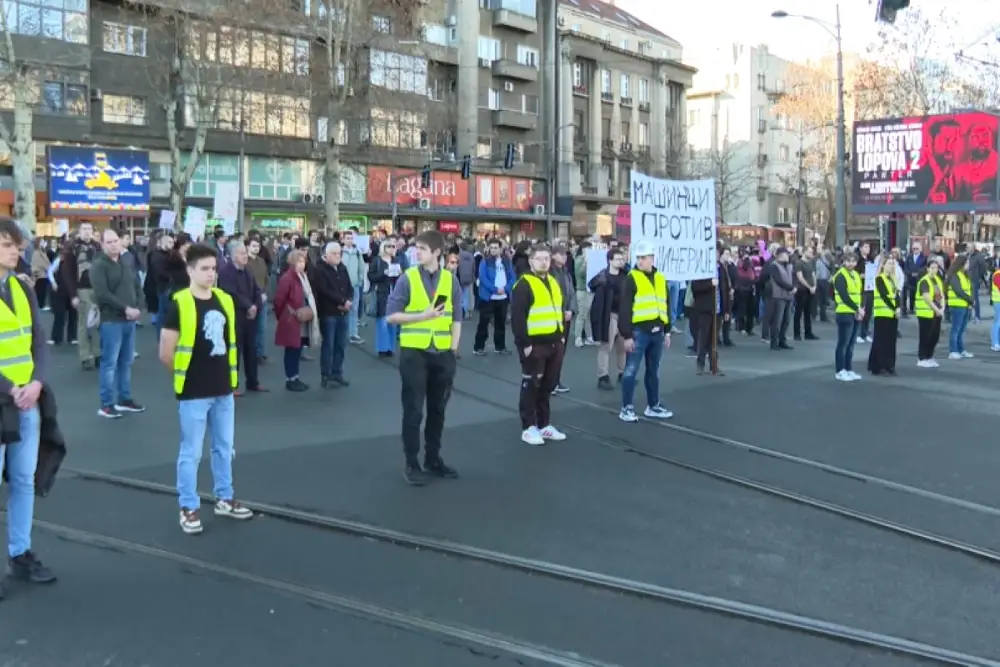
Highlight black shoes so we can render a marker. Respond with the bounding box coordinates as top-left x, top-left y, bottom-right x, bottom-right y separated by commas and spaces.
424, 458, 459, 479
321, 376, 350, 388
403, 463, 429, 486
404, 458, 459, 485
7, 551, 57, 587
597, 375, 614, 391
285, 379, 308, 392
